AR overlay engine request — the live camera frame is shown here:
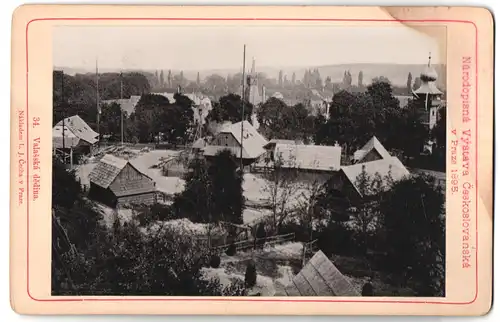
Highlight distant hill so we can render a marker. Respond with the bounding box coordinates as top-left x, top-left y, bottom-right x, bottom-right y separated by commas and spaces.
55, 63, 446, 89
